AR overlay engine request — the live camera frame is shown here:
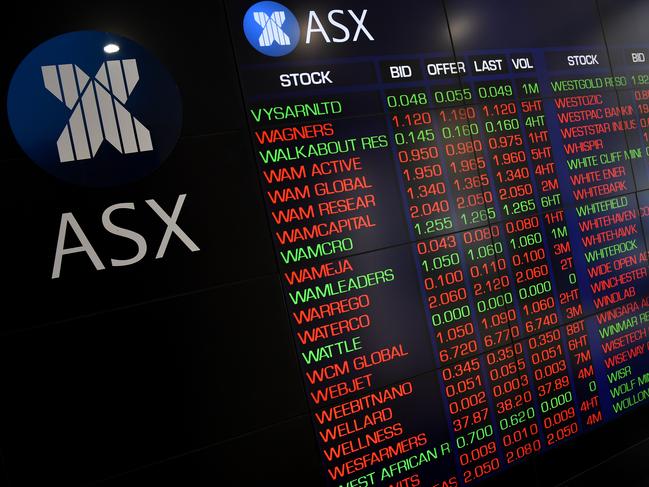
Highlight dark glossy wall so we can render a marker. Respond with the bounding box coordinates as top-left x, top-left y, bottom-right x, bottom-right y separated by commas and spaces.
1, 1, 648, 486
